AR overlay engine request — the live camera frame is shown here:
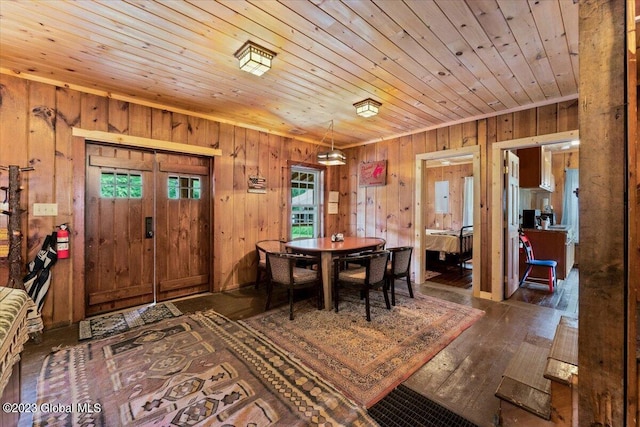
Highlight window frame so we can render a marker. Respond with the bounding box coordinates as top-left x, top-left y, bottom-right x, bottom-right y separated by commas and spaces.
288, 163, 325, 240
